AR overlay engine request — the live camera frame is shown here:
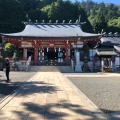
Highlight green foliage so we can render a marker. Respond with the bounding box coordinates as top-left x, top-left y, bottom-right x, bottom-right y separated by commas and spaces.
40, 0, 57, 7
0, 0, 26, 33
41, 0, 93, 32
28, 9, 42, 22
4, 43, 20, 60
108, 18, 120, 27
19, 0, 41, 12
4, 43, 16, 54
93, 10, 107, 33
81, 1, 120, 33
0, 0, 120, 36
